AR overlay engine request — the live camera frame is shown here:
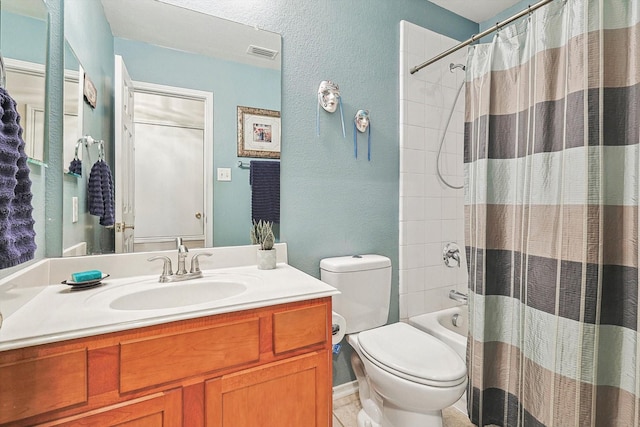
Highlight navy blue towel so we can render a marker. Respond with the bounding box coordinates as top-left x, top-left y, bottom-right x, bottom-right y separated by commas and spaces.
88, 160, 115, 226
249, 160, 280, 223
0, 87, 36, 269
68, 158, 82, 175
